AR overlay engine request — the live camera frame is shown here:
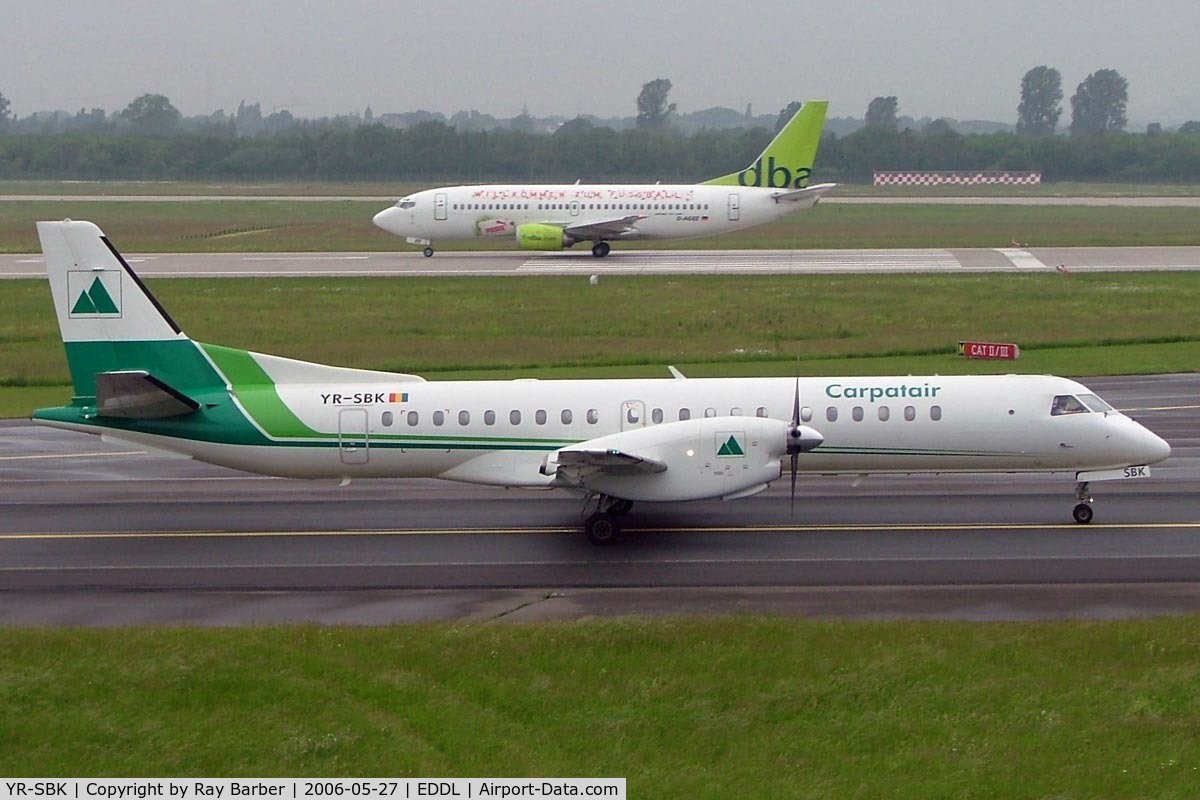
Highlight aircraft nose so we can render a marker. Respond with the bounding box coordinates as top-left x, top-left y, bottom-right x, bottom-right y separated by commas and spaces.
1142, 428, 1172, 464
373, 207, 403, 235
